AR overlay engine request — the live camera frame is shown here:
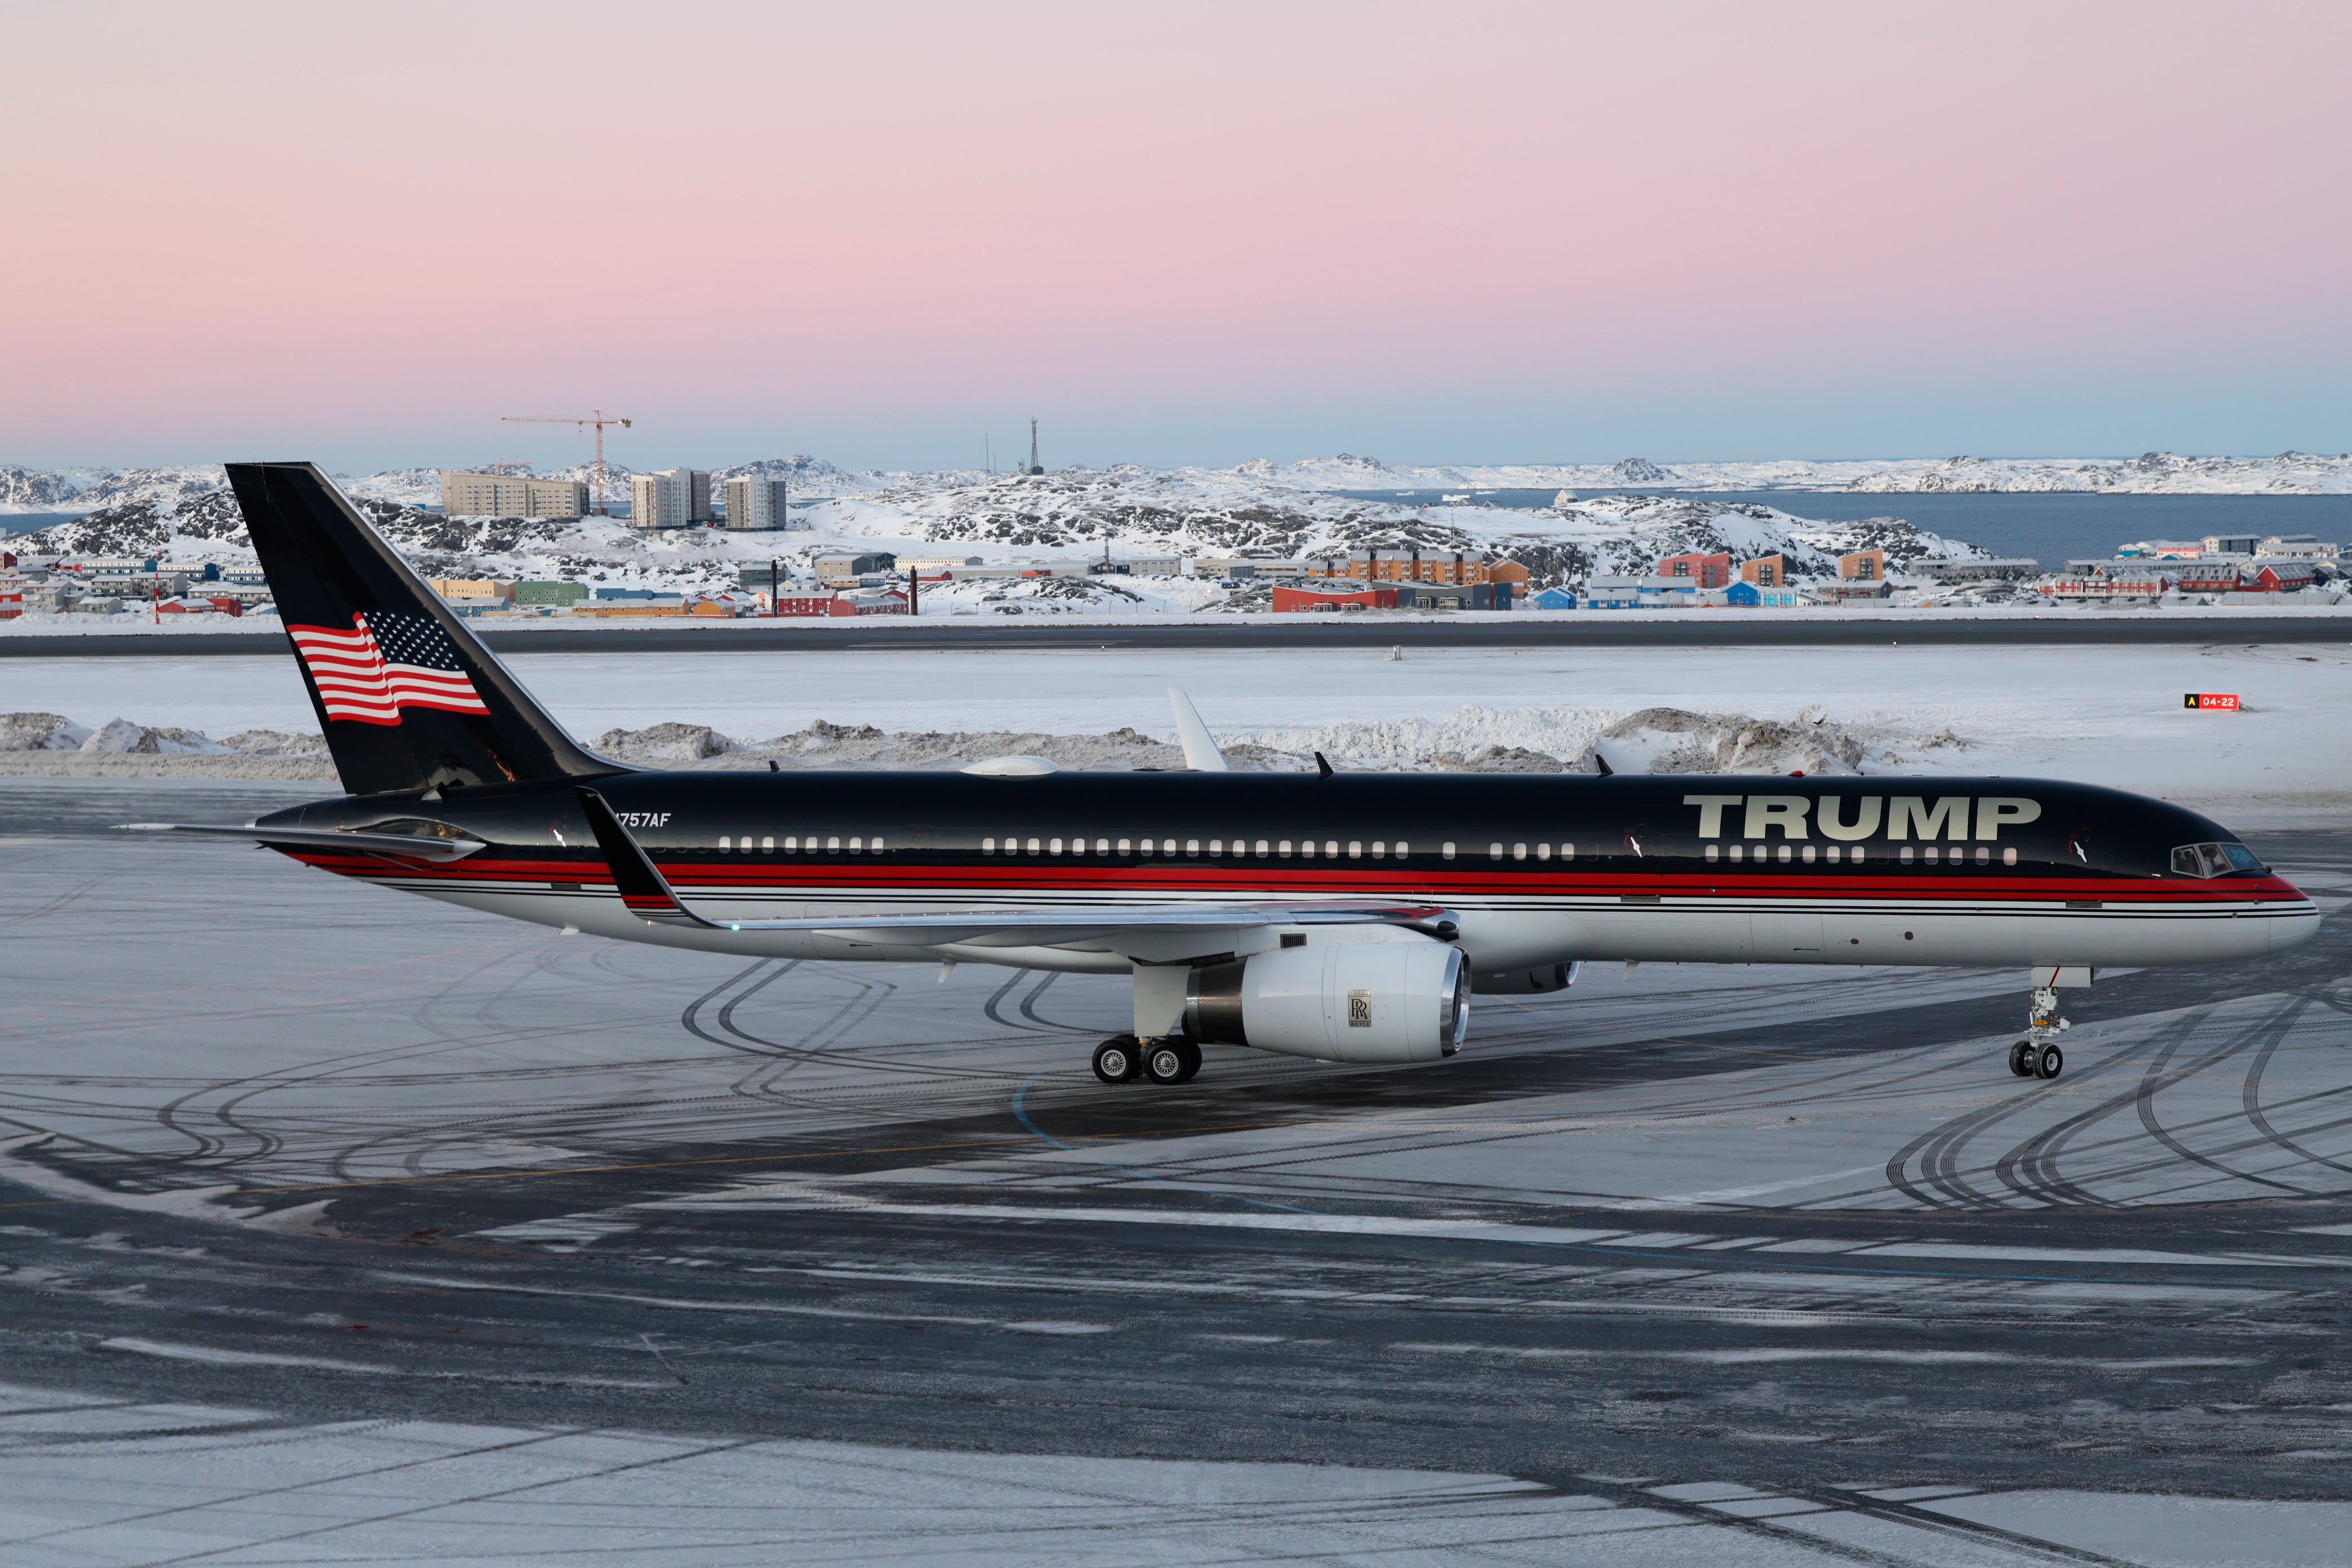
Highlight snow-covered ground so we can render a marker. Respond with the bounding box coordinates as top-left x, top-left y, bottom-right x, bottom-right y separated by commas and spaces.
0, 1388, 2339, 1568
9, 448, 2352, 523
8, 639, 2346, 816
